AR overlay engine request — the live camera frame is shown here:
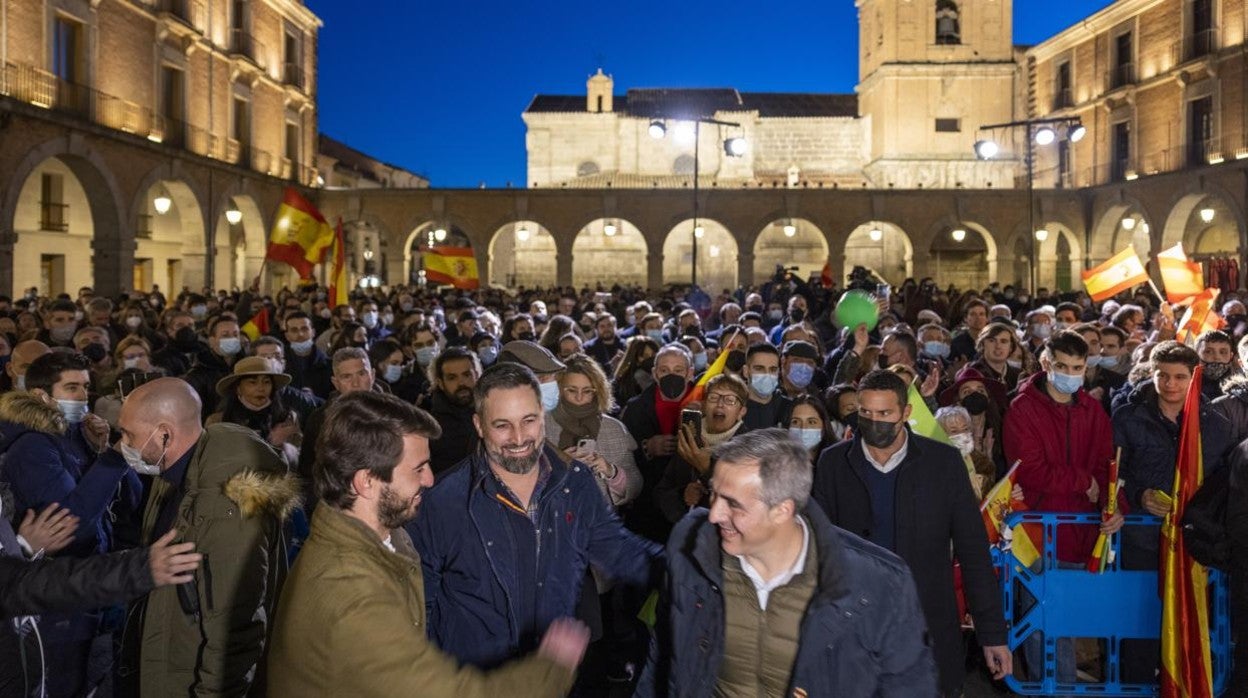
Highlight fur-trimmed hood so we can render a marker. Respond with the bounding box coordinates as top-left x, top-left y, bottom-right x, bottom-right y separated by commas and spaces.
0, 390, 66, 437
222, 470, 302, 522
